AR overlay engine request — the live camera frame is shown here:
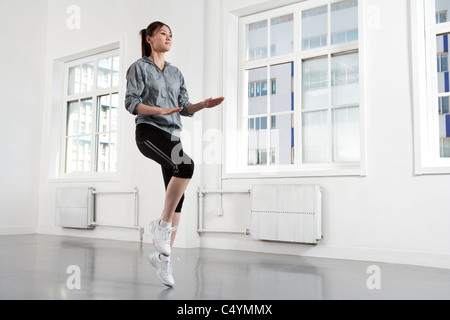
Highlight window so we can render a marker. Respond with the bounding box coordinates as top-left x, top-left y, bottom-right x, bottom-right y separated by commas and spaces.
437, 32, 450, 158
230, 0, 362, 177
412, 0, 450, 174
64, 50, 120, 175
248, 80, 268, 98
436, 0, 449, 24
